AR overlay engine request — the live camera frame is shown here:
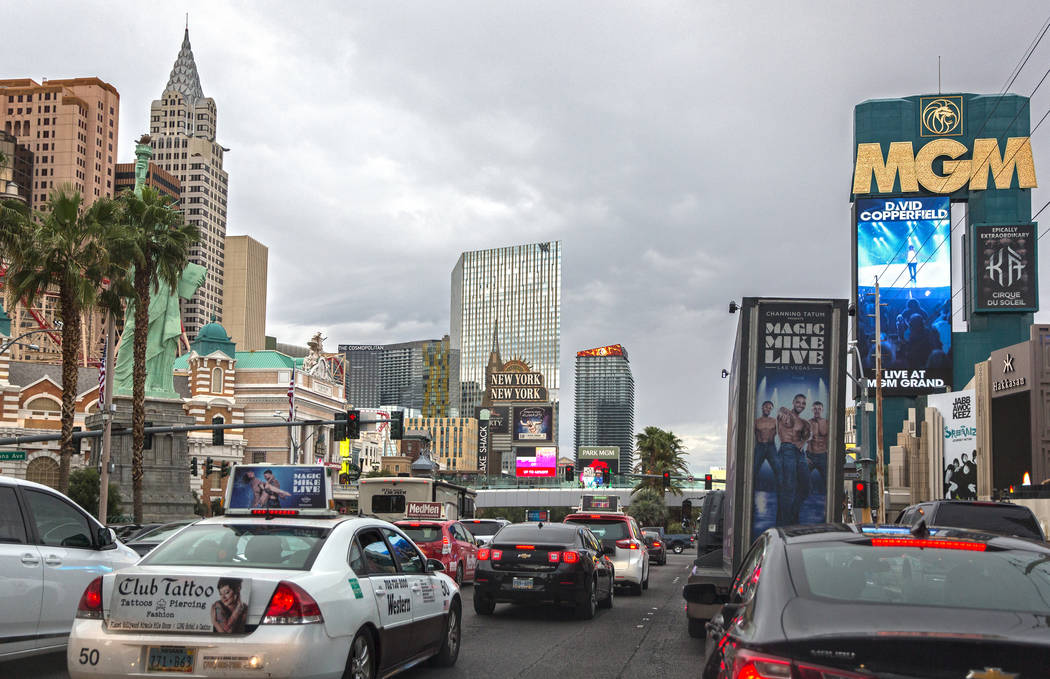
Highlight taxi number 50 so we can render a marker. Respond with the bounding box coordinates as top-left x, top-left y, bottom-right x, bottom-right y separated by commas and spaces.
79, 648, 100, 665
